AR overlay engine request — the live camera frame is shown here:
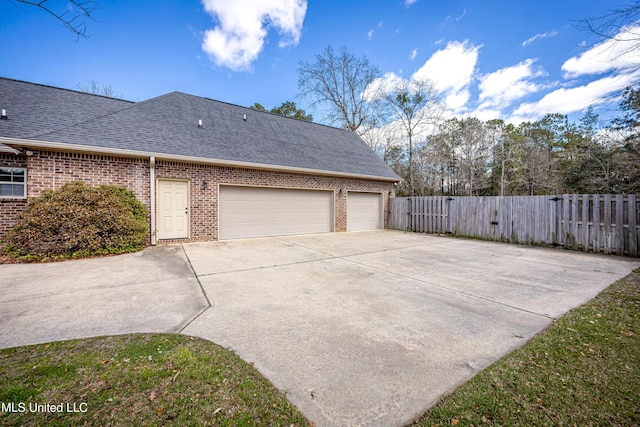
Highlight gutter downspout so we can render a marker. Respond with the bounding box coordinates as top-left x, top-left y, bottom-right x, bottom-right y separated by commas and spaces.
150, 156, 156, 245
